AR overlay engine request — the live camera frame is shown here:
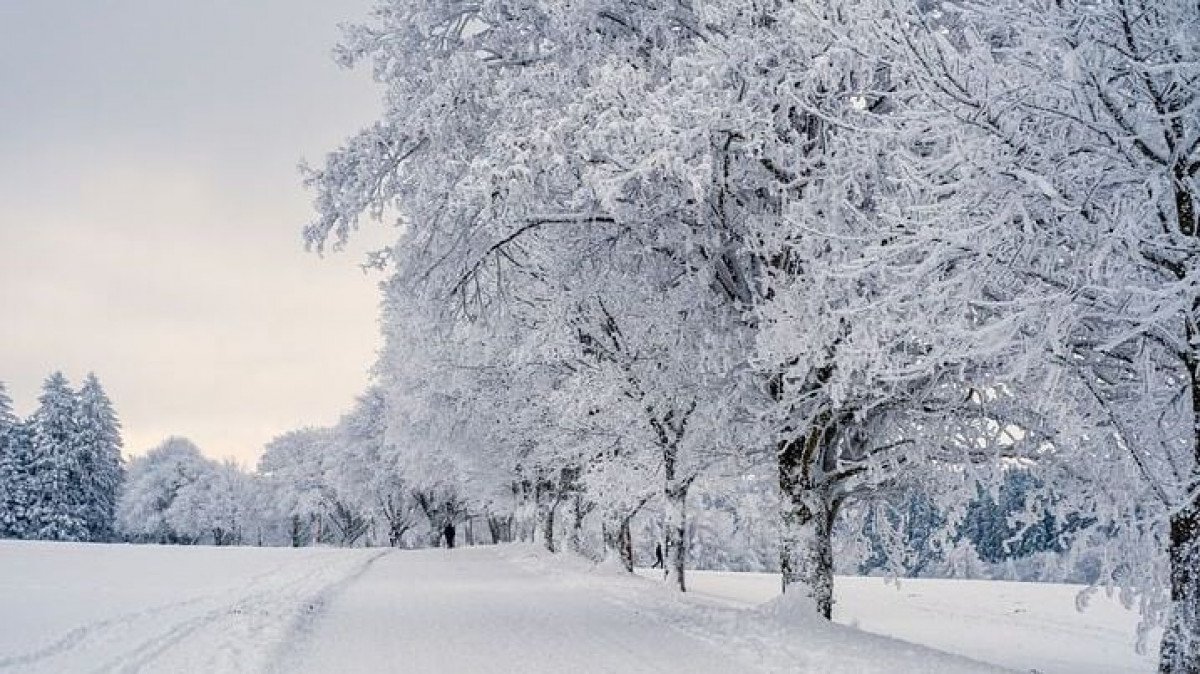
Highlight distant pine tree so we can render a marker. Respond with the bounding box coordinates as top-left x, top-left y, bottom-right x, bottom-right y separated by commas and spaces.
0, 382, 33, 538
0, 382, 14, 430
859, 488, 947, 576
28, 372, 88, 541
957, 471, 1088, 564
76, 374, 124, 541
0, 424, 36, 539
